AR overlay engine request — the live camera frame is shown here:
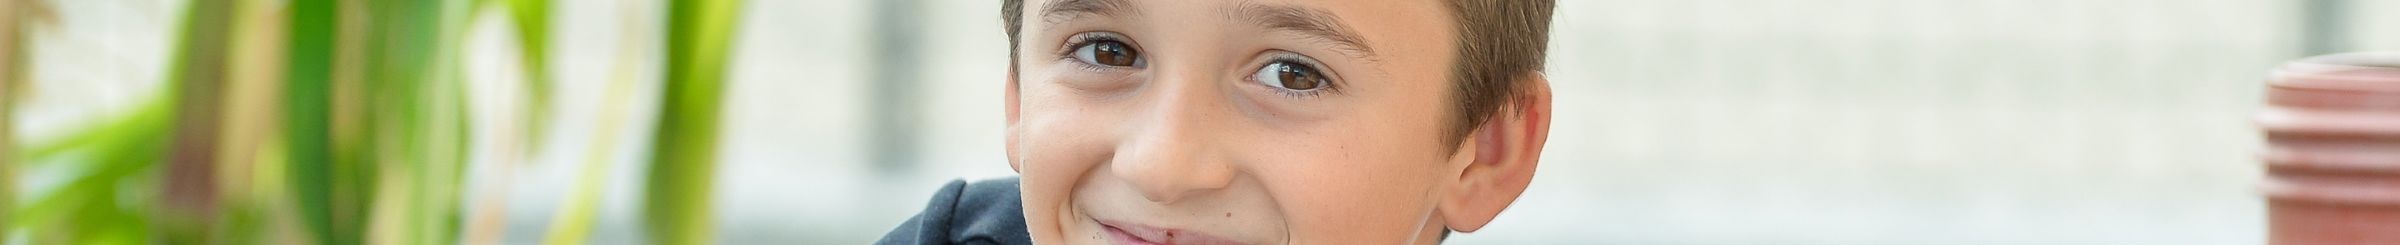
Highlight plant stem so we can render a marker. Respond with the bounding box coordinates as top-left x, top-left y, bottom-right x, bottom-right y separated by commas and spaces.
544, 34, 641, 245
509, 0, 552, 155
0, 0, 23, 241
161, 0, 238, 242
645, 0, 743, 243
541, 0, 645, 243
